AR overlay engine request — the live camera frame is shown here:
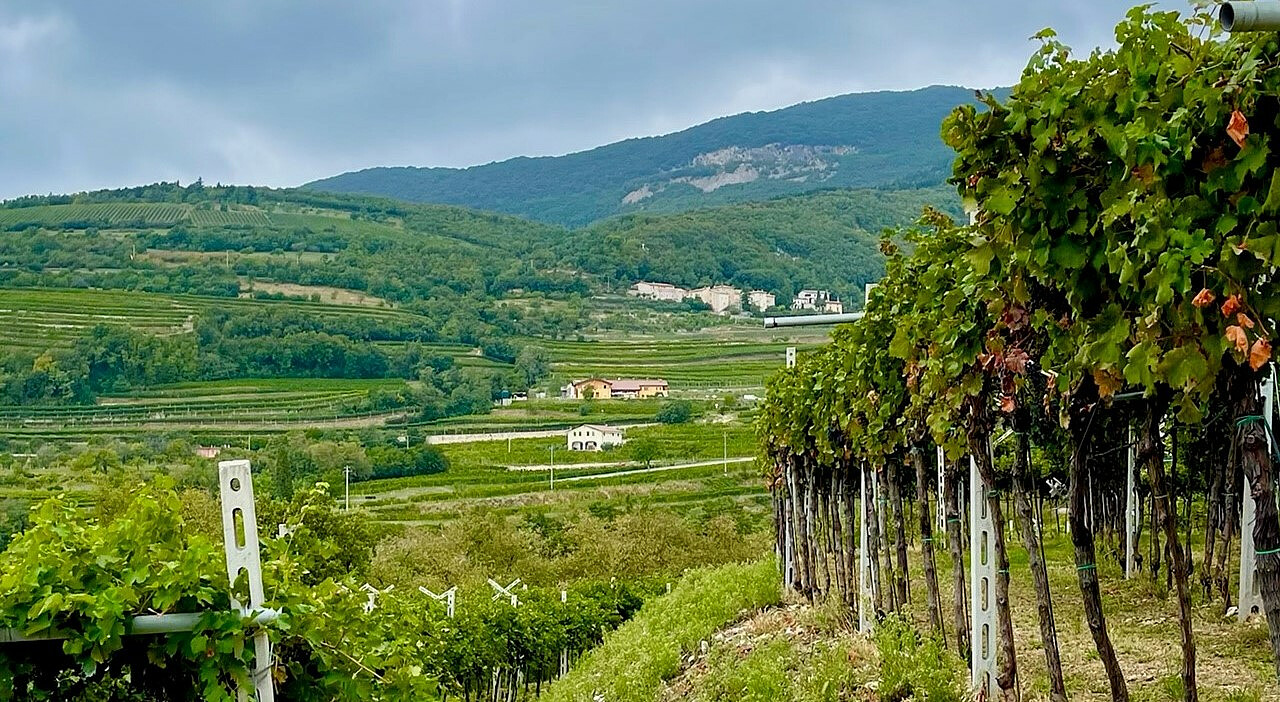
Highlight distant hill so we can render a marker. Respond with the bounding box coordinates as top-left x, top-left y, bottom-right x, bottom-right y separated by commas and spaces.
550, 186, 963, 304
305, 85, 991, 227
0, 182, 957, 314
